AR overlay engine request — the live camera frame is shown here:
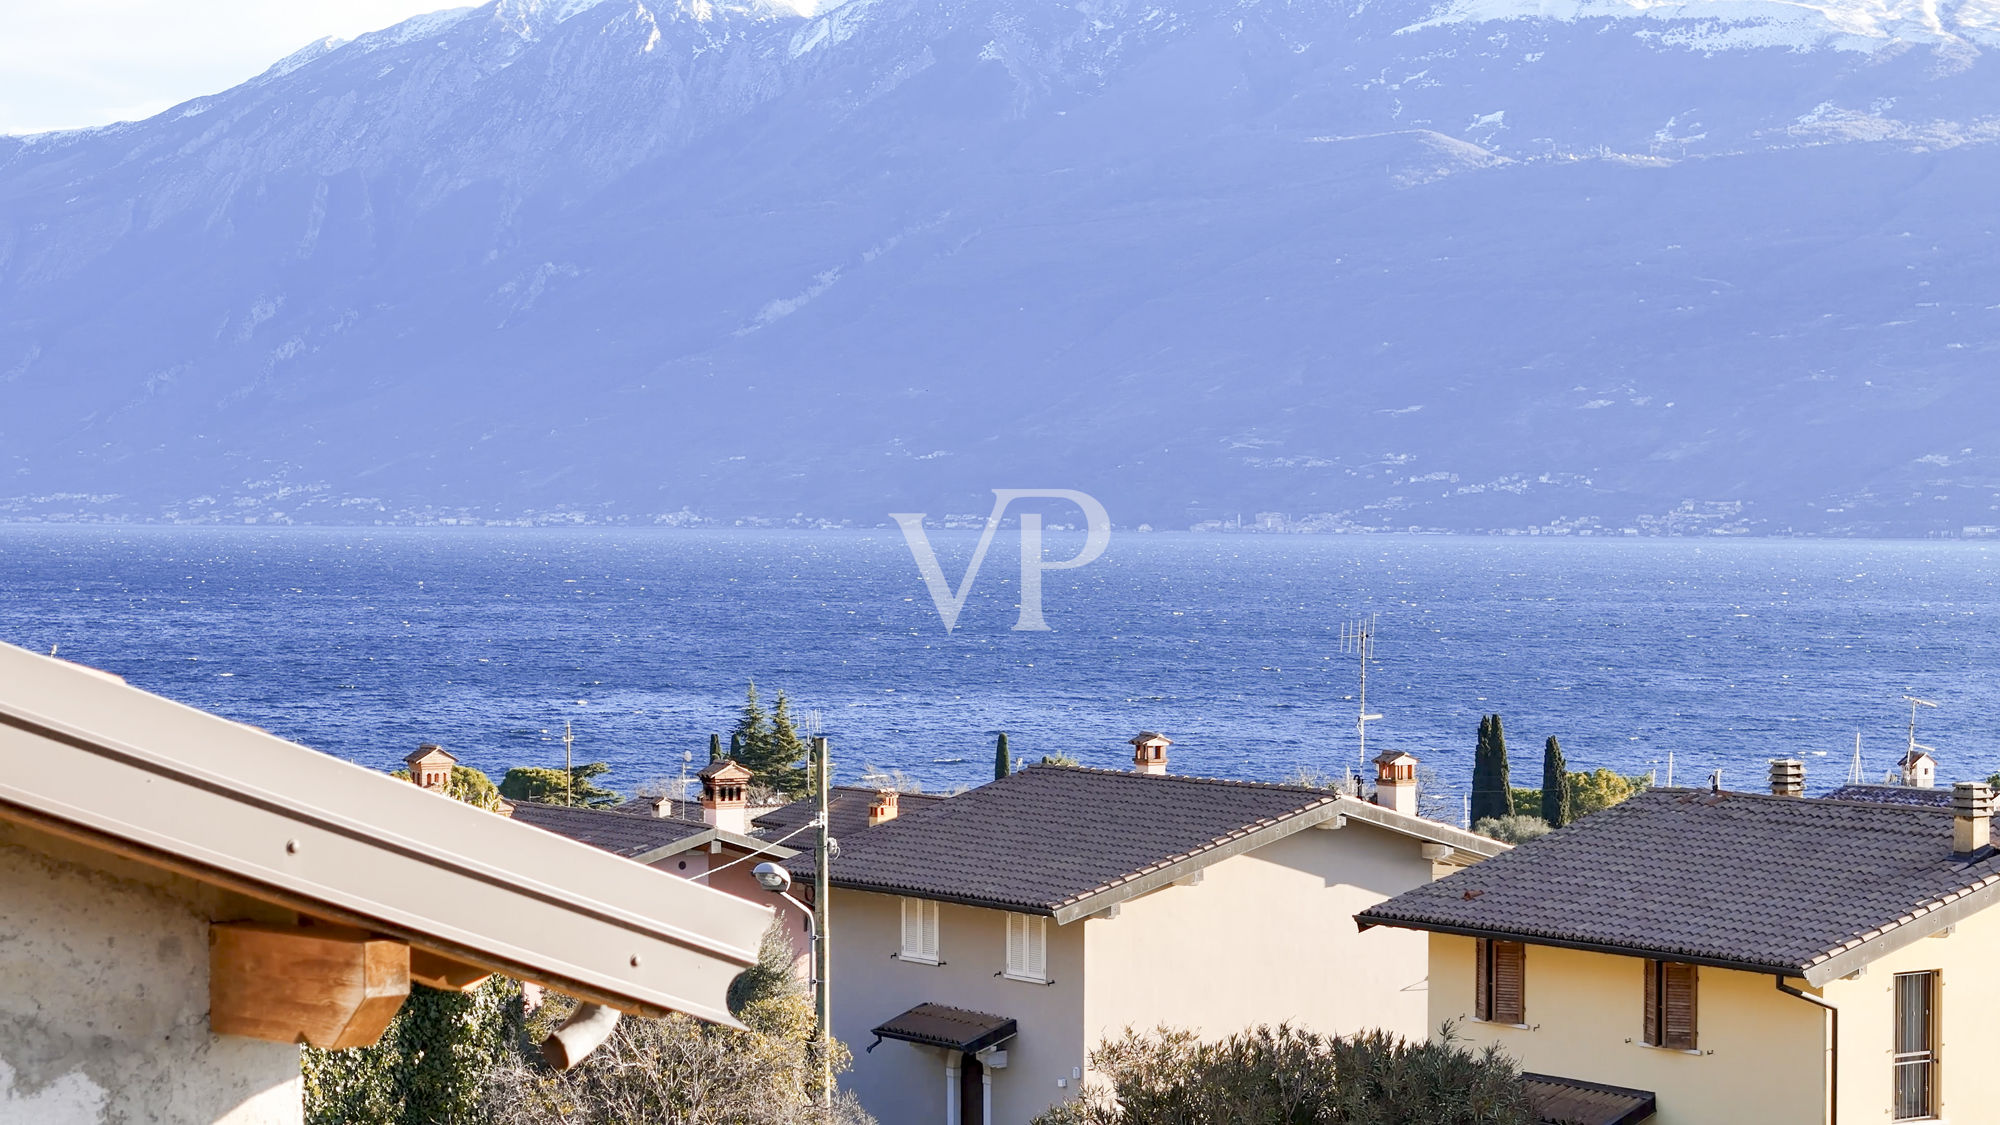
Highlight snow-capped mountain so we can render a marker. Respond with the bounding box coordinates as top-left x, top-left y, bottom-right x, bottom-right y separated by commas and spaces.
2, 0, 1997, 532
